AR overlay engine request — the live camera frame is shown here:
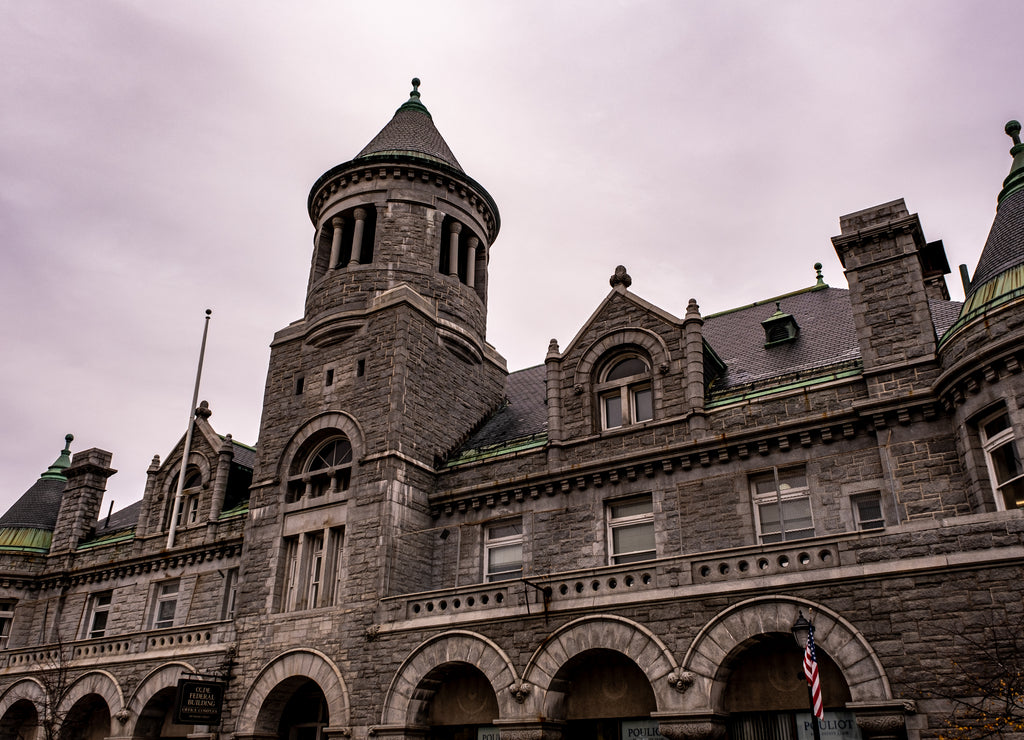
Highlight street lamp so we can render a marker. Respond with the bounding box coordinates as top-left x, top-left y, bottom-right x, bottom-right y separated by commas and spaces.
792, 610, 822, 740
